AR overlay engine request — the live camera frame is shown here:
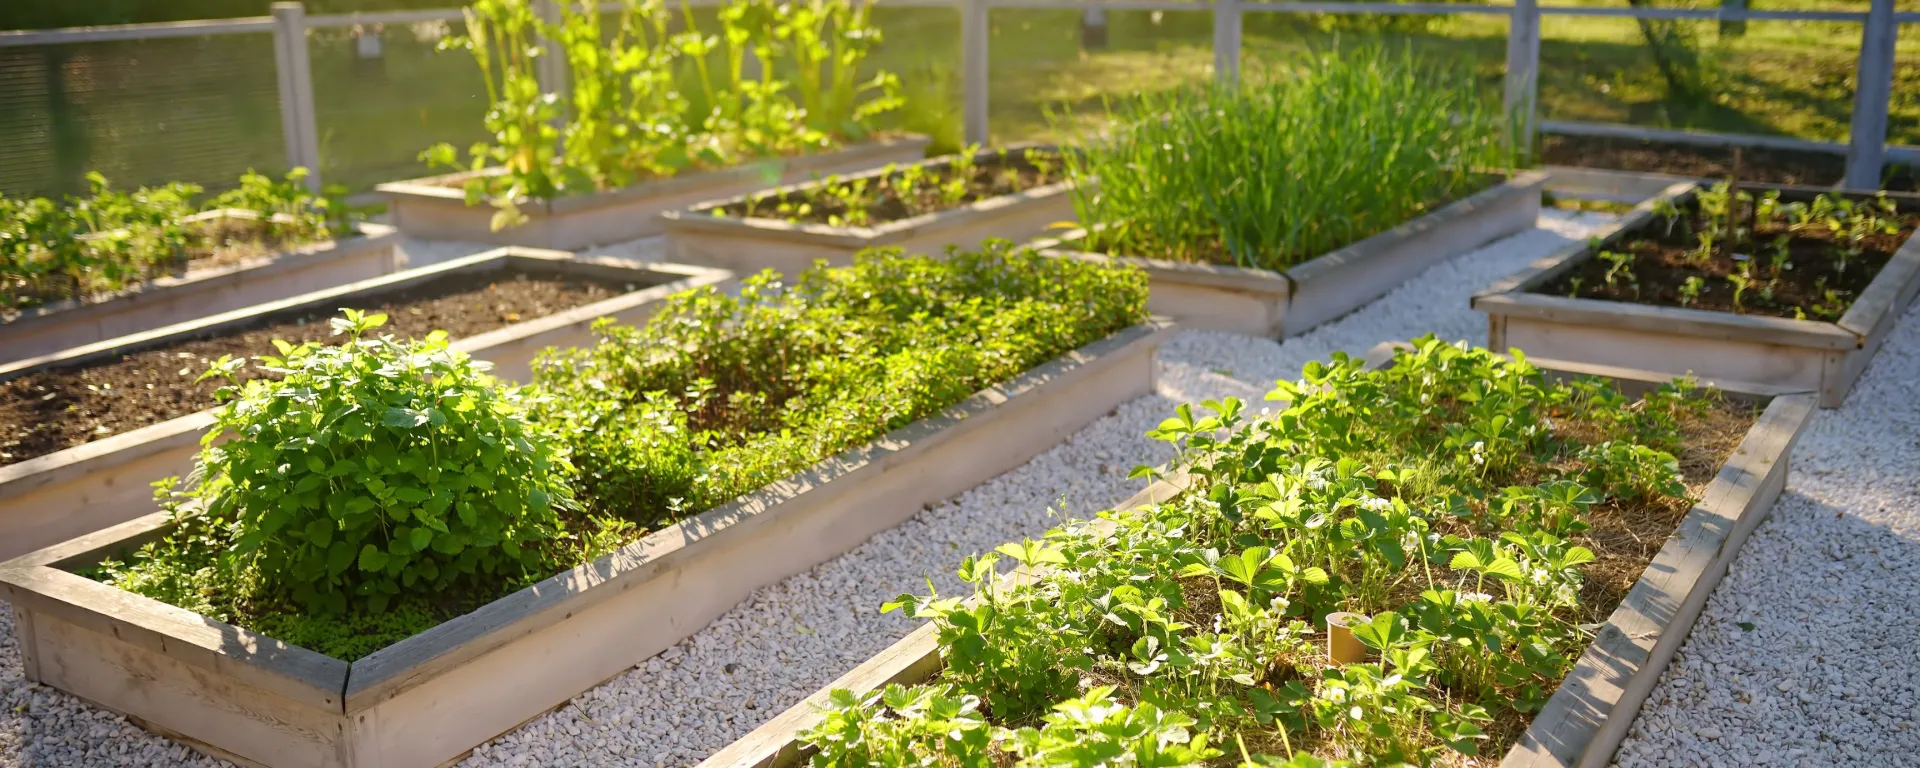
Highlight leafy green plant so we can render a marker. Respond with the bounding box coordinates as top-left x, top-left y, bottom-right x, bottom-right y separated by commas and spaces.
1055, 43, 1513, 270
1, 168, 356, 310
1596, 250, 1635, 294
531, 244, 1147, 528
423, 0, 902, 228
1679, 275, 1704, 307
724, 147, 1069, 228
184, 309, 576, 614
811, 338, 1728, 766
